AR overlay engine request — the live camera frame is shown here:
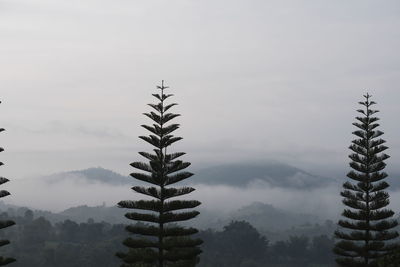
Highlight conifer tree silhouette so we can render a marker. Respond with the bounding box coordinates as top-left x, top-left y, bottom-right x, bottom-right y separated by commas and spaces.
334, 94, 398, 267
0, 101, 15, 266
117, 81, 202, 267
